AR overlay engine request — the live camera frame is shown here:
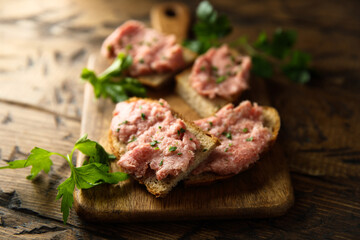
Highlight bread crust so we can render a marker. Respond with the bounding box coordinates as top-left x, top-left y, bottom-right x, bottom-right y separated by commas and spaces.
108, 97, 220, 197
184, 106, 281, 187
